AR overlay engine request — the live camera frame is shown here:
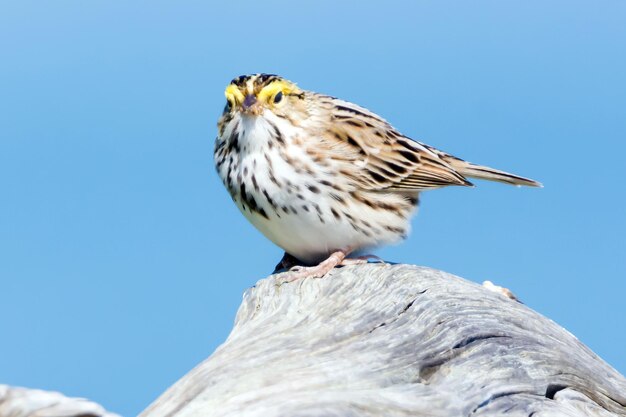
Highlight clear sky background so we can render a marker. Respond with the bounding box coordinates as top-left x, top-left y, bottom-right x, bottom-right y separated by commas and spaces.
1, 1, 625, 415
